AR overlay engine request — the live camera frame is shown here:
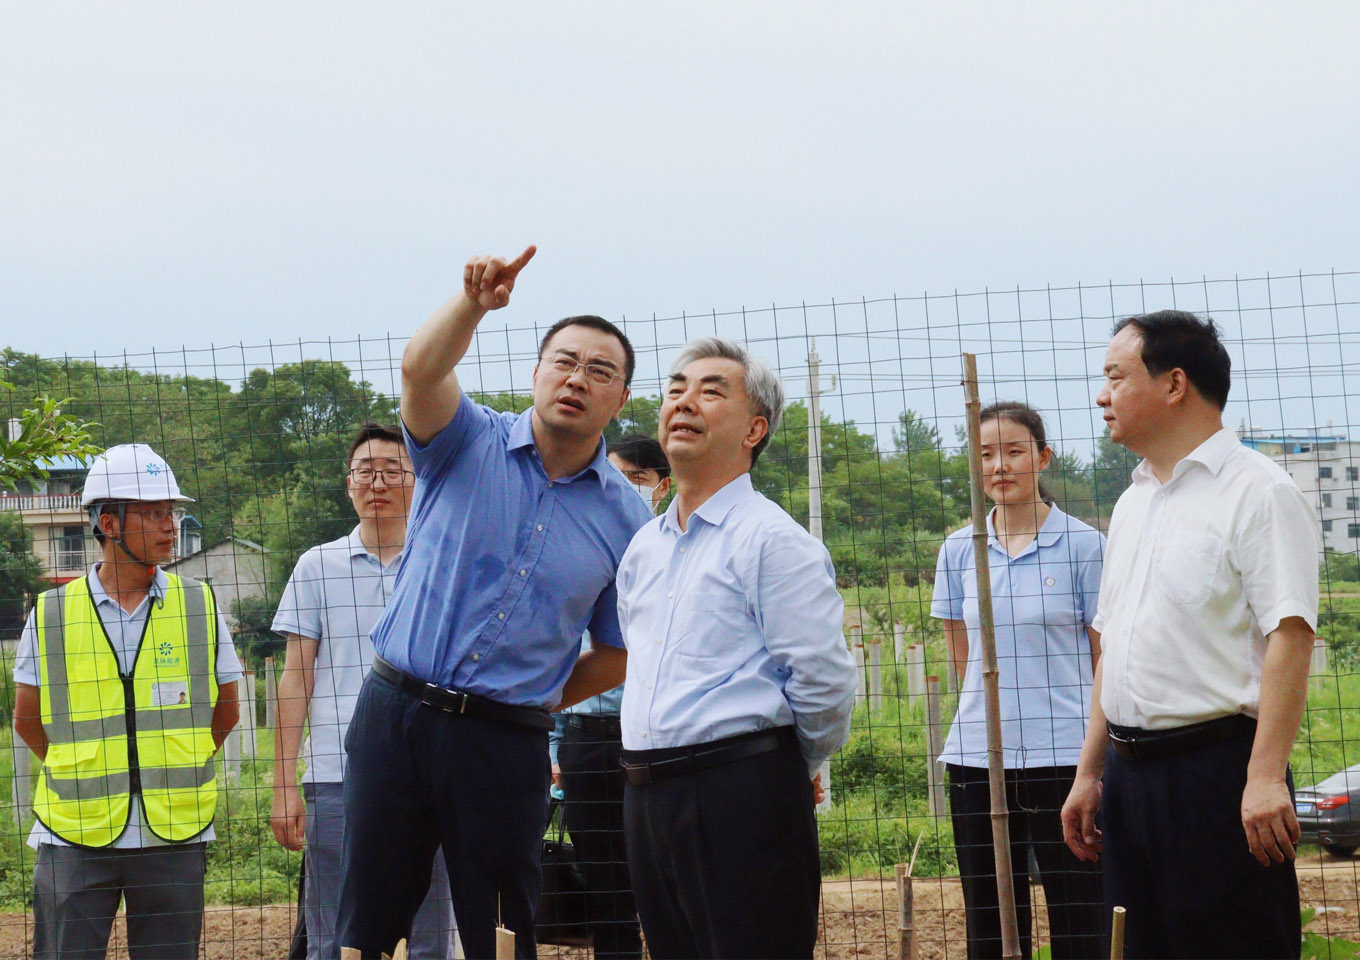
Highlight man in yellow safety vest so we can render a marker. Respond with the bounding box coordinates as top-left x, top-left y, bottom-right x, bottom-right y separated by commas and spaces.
12, 443, 243, 960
